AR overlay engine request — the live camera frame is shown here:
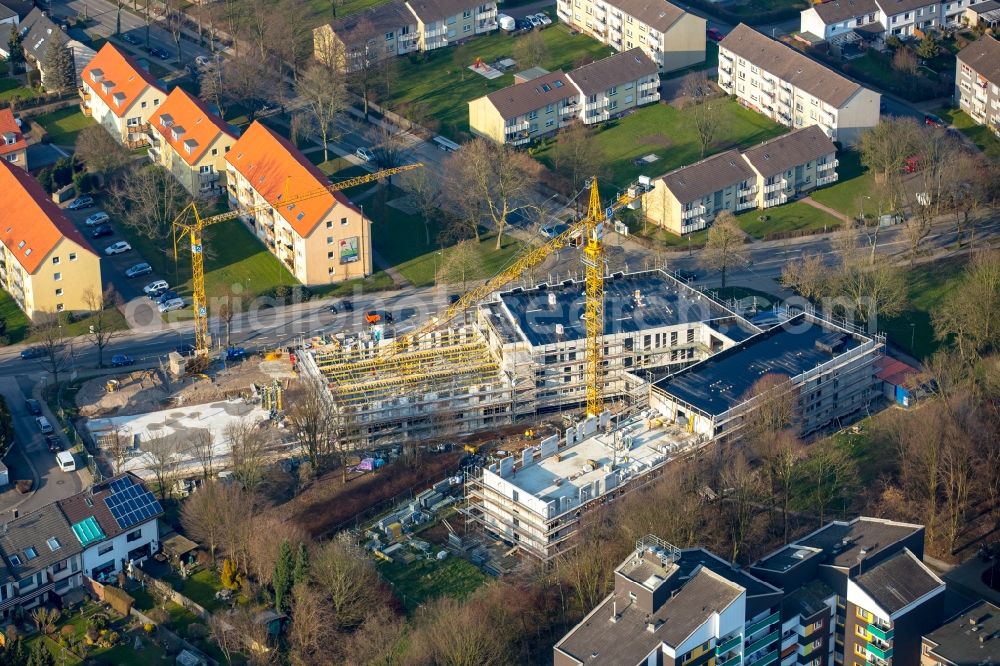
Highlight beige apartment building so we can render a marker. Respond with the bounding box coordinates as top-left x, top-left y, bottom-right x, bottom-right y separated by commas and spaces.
0, 160, 102, 318
80, 43, 165, 147
225, 121, 372, 286
469, 49, 660, 144
0, 107, 28, 170
405, 0, 497, 49
148, 88, 237, 197
556, 0, 705, 73
718, 24, 880, 145
644, 127, 838, 234
954, 36, 1000, 136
